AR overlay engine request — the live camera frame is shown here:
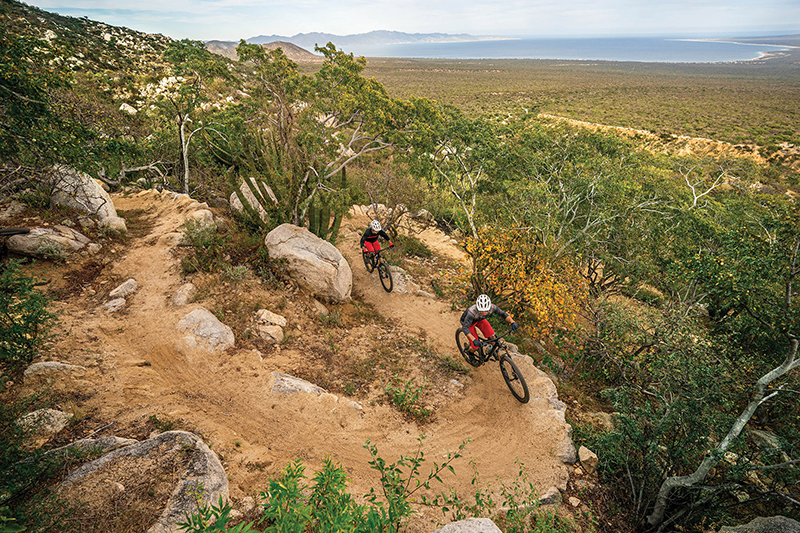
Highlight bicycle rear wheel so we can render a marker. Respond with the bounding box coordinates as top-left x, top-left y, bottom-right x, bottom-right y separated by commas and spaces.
362, 251, 374, 272
455, 328, 482, 367
499, 354, 530, 403
378, 260, 393, 292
